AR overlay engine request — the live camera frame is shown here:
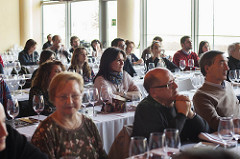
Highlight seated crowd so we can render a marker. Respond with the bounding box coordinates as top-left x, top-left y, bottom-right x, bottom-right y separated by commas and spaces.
1, 34, 240, 158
